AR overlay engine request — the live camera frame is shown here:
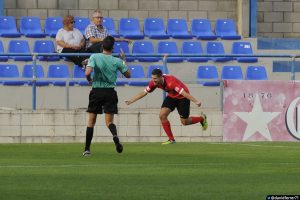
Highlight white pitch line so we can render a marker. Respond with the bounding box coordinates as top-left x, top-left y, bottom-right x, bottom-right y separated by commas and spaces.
1, 162, 300, 169
209, 142, 300, 149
